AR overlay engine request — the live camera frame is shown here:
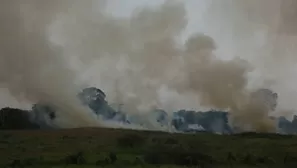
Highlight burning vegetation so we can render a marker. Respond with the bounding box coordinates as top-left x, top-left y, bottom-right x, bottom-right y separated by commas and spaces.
0, 0, 297, 134
1, 87, 297, 134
